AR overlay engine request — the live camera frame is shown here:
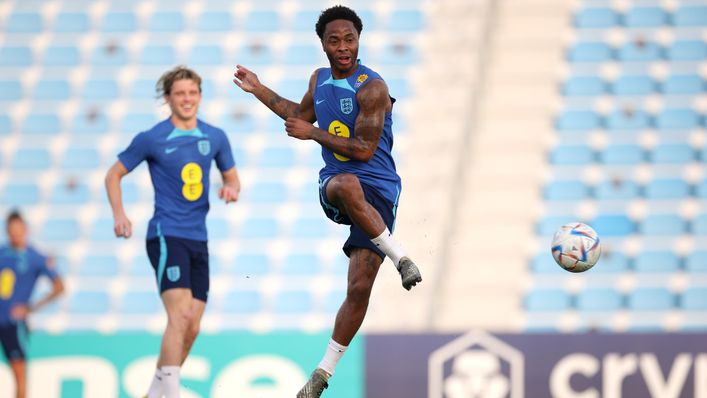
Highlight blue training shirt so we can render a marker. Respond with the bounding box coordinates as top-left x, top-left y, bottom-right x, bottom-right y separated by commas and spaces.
313, 63, 402, 205
118, 118, 236, 241
0, 245, 58, 325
